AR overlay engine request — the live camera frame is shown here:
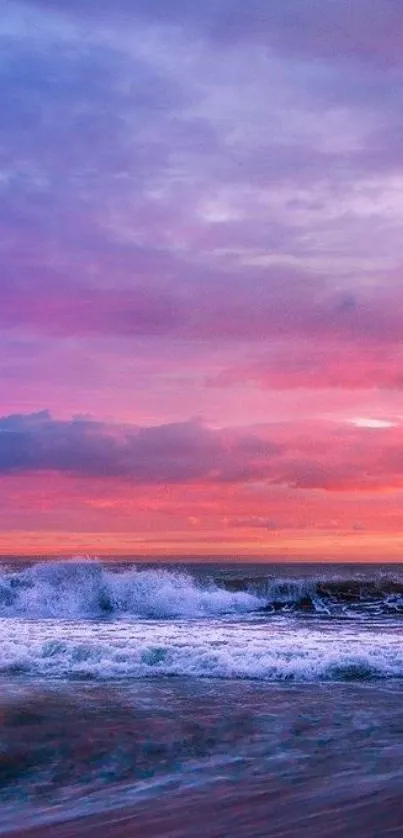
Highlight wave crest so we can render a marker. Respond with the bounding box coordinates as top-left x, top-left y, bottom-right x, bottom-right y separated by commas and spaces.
0, 560, 263, 619
224, 575, 403, 615
1, 561, 403, 620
